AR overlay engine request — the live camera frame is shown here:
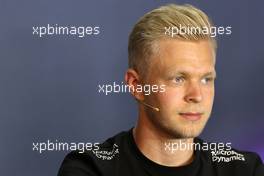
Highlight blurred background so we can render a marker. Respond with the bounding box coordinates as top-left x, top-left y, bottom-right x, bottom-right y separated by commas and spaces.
0, 0, 263, 175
